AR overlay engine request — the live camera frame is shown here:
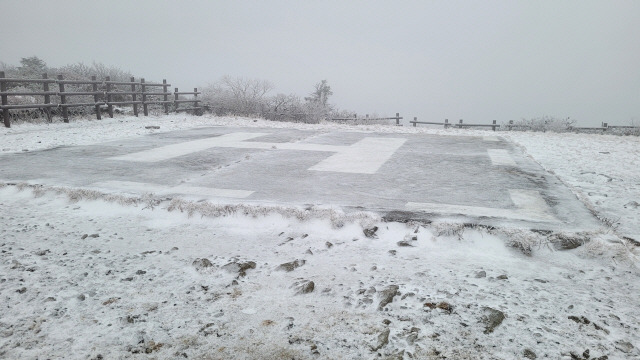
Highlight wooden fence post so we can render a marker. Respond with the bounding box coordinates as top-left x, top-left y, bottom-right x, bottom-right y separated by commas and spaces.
413, 116, 417, 127
163, 79, 169, 114
395, 112, 400, 126
492, 120, 497, 131
1, 71, 9, 128
57, 75, 69, 123
508, 120, 513, 131
459, 119, 463, 128
444, 119, 449, 128
141, 78, 148, 116
194, 87, 200, 115
174, 87, 179, 112
41, 73, 52, 122
131, 77, 138, 117
91, 76, 101, 120
105, 76, 113, 118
